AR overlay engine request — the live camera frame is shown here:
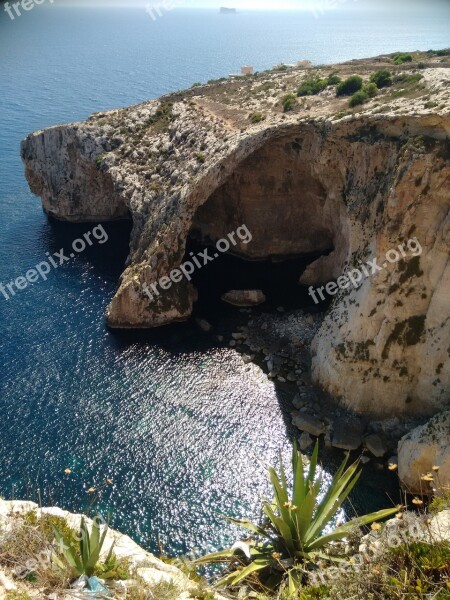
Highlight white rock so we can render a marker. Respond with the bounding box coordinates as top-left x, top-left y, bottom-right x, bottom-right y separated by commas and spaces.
398, 411, 450, 495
